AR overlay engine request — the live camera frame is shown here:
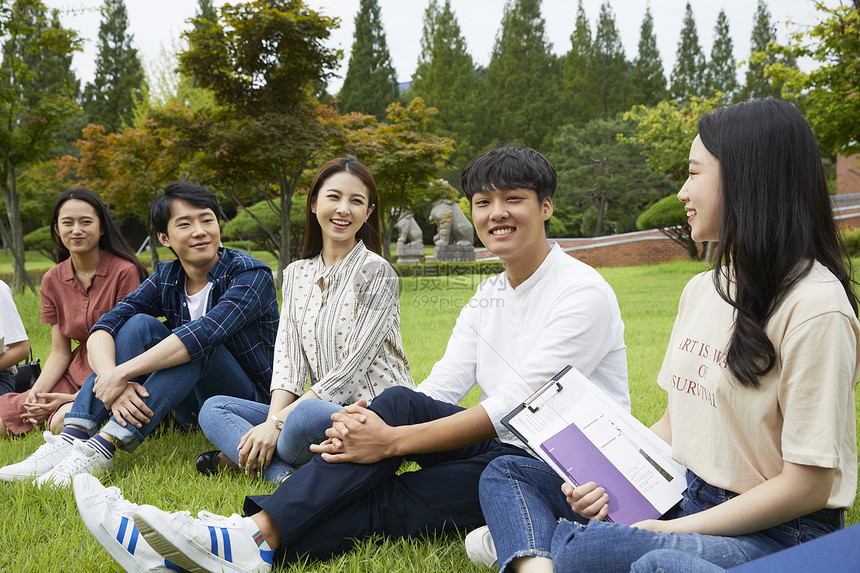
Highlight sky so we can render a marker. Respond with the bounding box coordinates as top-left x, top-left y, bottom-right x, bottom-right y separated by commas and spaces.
41, 0, 835, 94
